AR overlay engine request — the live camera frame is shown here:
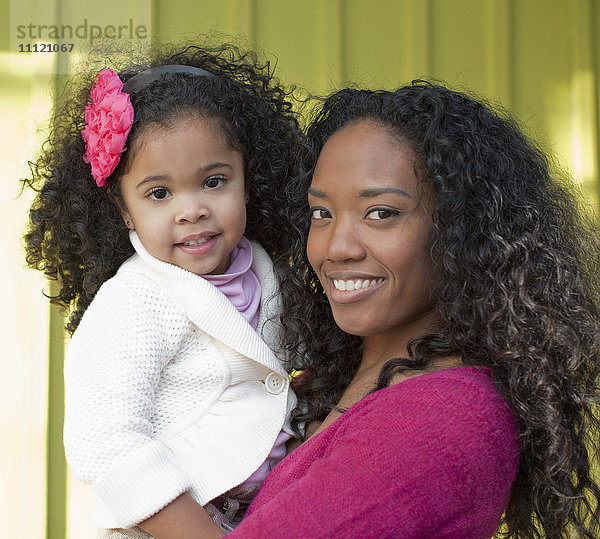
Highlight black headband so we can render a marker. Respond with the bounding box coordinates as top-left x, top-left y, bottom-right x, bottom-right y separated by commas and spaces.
122, 65, 215, 94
